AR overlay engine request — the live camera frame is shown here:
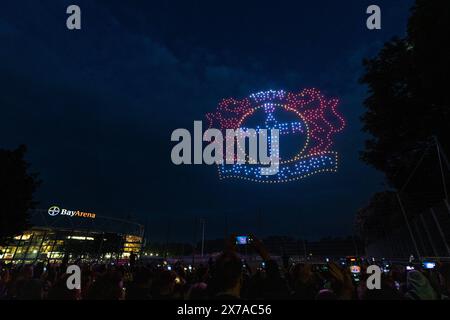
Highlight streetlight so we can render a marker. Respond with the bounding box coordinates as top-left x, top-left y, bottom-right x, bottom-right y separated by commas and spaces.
200, 218, 206, 257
